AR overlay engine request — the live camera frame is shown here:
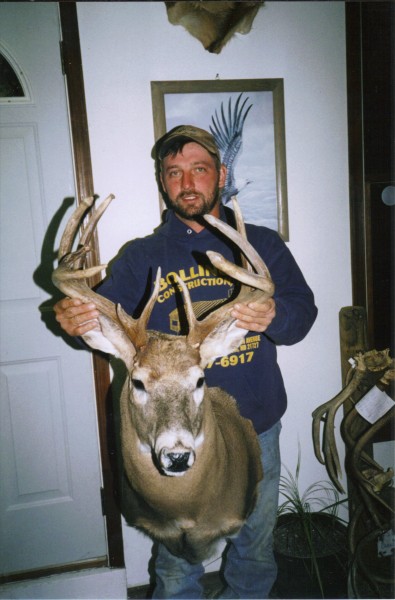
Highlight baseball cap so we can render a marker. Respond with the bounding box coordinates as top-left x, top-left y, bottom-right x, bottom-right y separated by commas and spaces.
151, 125, 221, 162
